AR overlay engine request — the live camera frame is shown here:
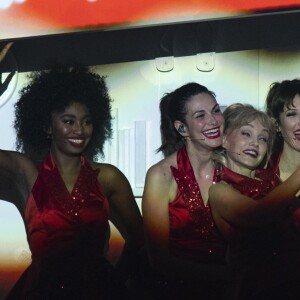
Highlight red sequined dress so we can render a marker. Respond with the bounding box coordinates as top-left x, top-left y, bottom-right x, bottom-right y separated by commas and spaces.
169, 146, 226, 263
218, 165, 300, 299
153, 146, 228, 300
267, 150, 300, 230
5, 152, 127, 300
